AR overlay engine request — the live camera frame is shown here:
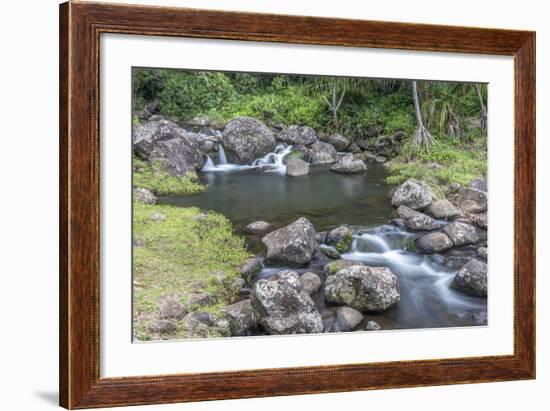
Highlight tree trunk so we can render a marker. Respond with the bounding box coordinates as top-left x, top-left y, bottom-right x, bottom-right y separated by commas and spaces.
411, 80, 436, 152
322, 78, 346, 128
412, 81, 424, 128
475, 84, 487, 131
